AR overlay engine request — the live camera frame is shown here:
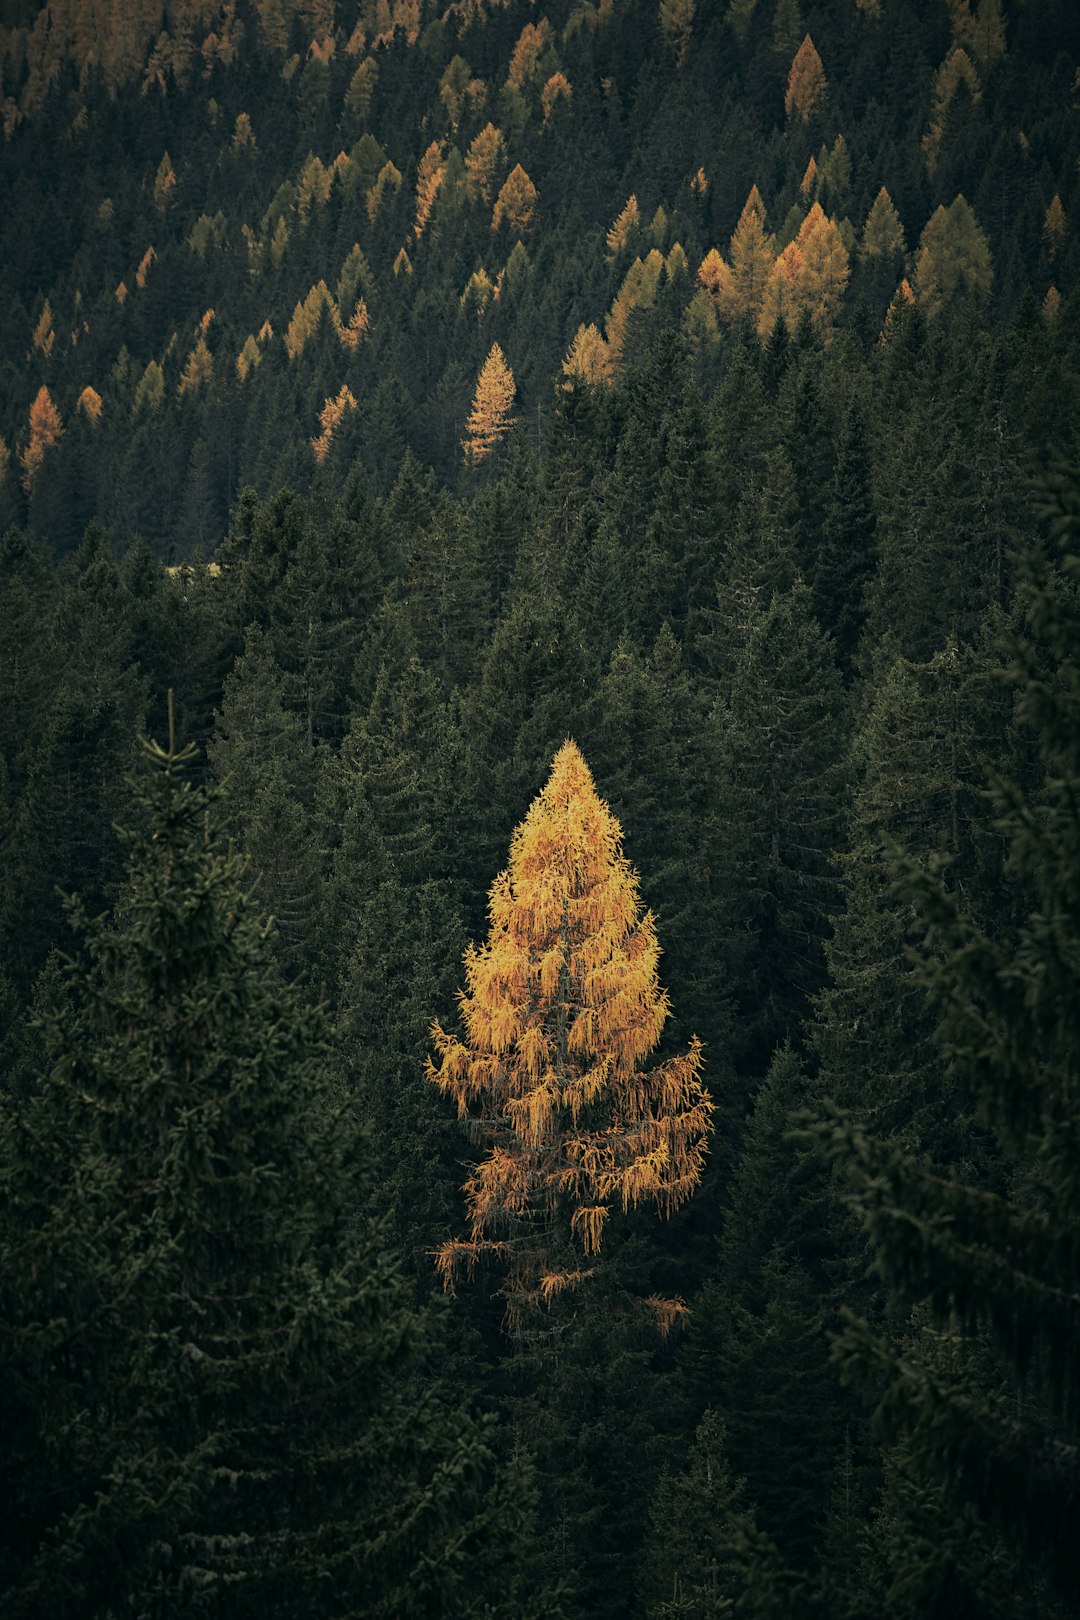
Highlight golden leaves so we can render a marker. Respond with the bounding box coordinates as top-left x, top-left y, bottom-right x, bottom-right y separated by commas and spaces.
414, 140, 446, 240
177, 335, 213, 399
21, 385, 63, 491
427, 741, 714, 1319
32, 300, 55, 357
463, 341, 516, 464
606, 195, 640, 259
310, 382, 357, 463
465, 124, 507, 204
492, 163, 538, 235
76, 384, 102, 423
785, 34, 827, 122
